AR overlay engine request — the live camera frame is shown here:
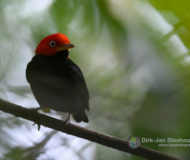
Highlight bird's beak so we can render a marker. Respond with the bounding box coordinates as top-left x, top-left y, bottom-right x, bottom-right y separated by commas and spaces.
58, 43, 75, 51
